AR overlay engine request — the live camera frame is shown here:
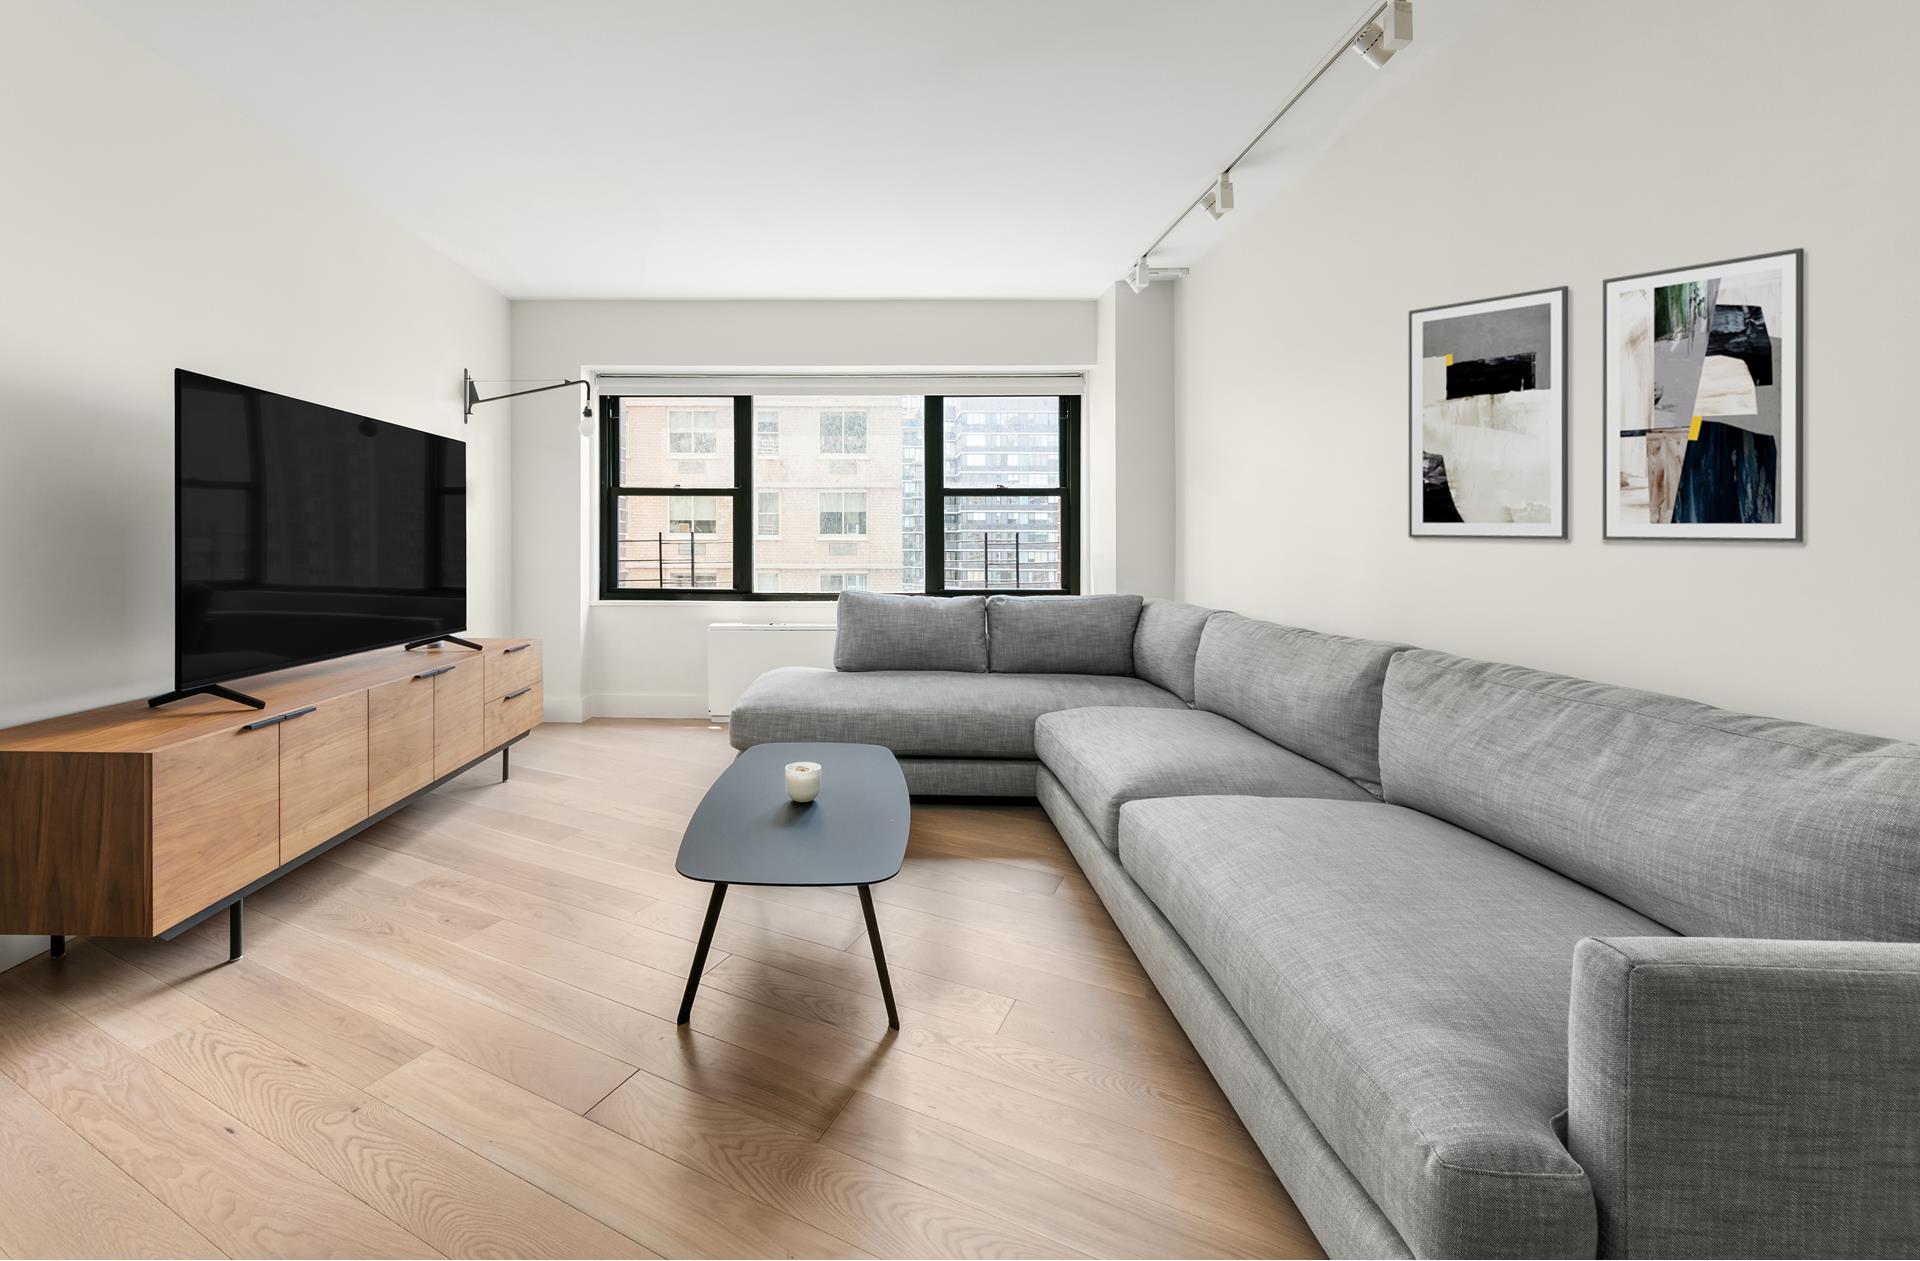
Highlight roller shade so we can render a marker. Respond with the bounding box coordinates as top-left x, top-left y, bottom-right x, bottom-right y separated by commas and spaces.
592, 373, 1083, 397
